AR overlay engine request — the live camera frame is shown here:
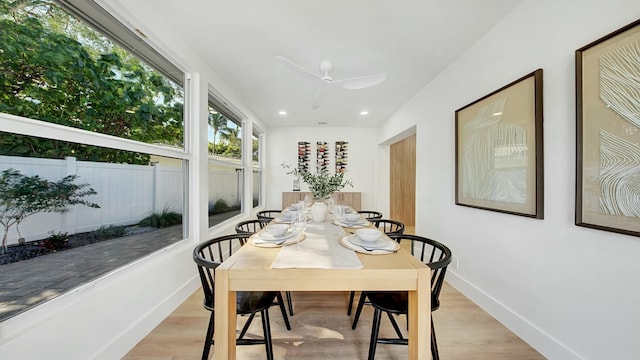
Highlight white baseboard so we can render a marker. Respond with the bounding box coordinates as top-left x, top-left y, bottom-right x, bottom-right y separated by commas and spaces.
446, 271, 583, 360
